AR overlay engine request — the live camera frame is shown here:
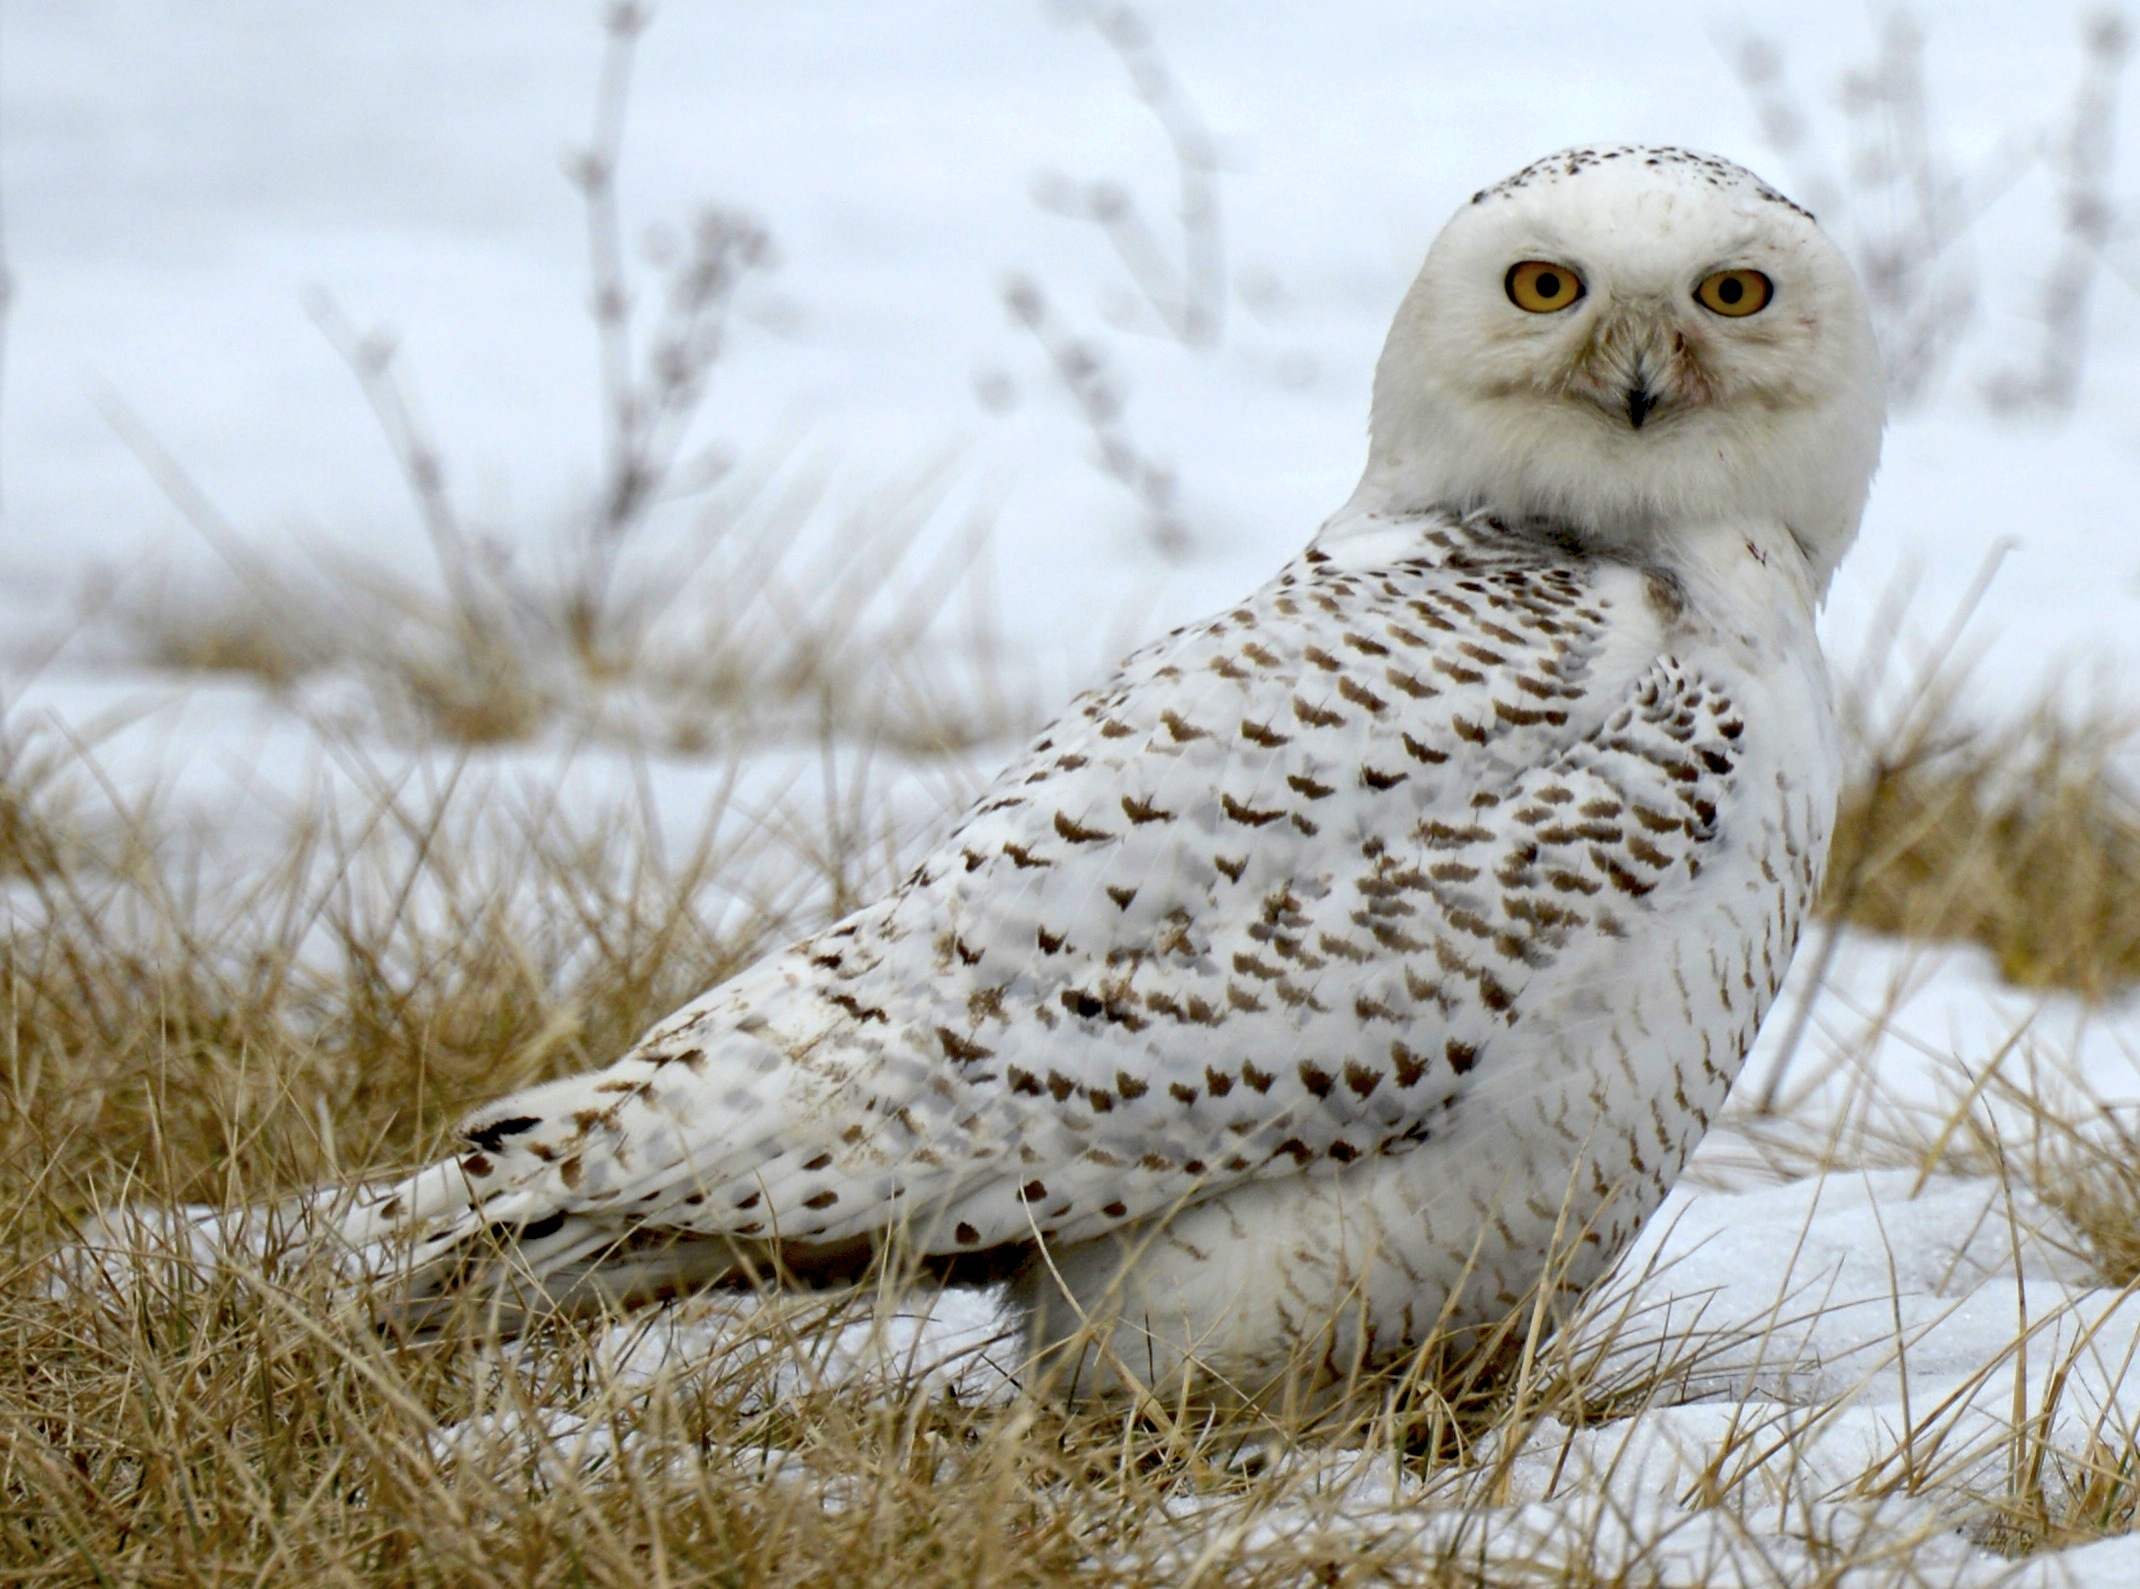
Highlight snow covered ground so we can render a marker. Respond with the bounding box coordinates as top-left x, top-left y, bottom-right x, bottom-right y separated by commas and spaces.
15, 2, 2140, 1581
383, 931, 2140, 1585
